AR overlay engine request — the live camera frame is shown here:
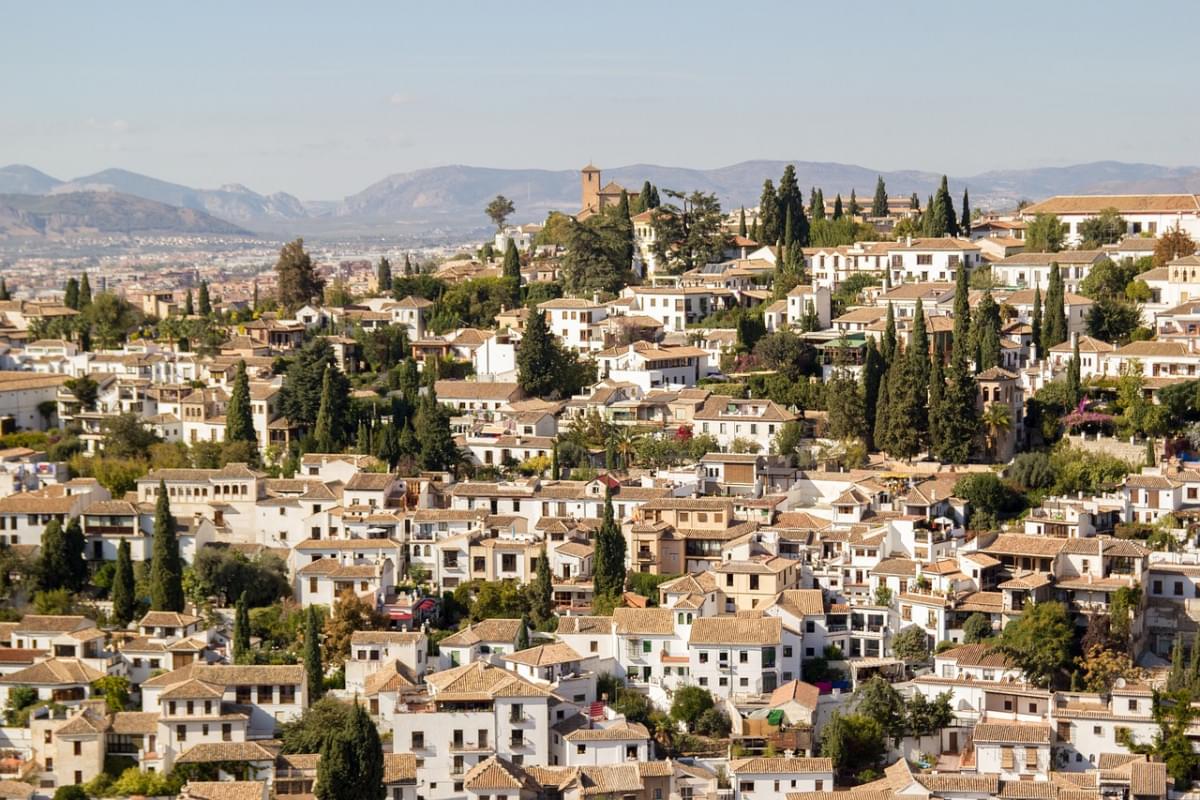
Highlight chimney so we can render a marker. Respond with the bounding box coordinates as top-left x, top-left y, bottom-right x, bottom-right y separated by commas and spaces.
906, 235, 913, 247
1070, 331, 1079, 348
